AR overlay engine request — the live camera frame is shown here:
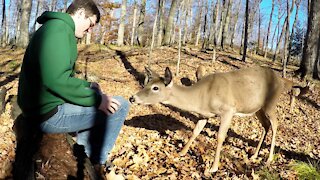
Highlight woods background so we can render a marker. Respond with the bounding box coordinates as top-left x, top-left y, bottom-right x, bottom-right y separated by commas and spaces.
0, 0, 319, 80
